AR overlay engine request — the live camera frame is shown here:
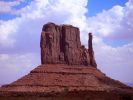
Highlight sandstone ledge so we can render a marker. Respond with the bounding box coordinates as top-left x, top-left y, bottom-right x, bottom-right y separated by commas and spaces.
0, 64, 133, 98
